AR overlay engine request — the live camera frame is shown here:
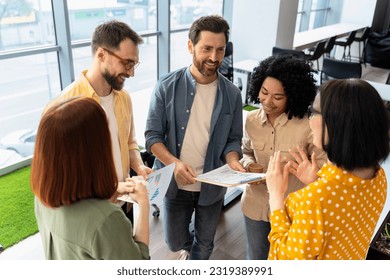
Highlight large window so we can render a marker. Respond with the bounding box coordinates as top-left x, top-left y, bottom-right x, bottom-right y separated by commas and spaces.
170, 0, 223, 71
296, 0, 331, 32
0, 1, 58, 171
0, 0, 224, 173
